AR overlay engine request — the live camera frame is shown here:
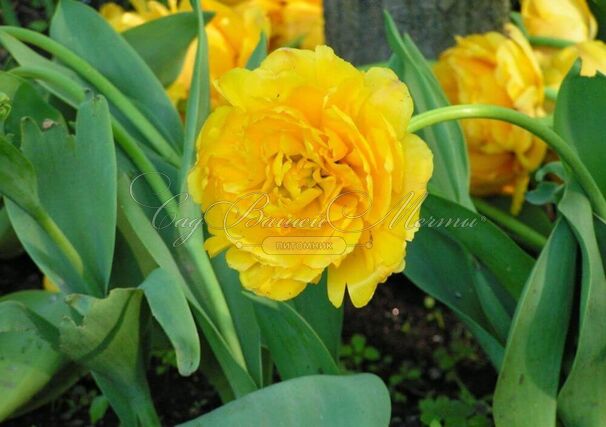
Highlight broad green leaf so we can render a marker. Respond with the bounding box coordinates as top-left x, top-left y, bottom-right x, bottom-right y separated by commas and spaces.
7, 96, 116, 295
0, 134, 40, 217
59, 288, 160, 426
0, 291, 71, 422
140, 268, 200, 376
211, 252, 262, 387
384, 12, 472, 209
293, 274, 343, 361
557, 185, 606, 426
423, 194, 534, 299
247, 294, 340, 380
123, 12, 208, 87
0, 72, 65, 142
406, 228, 505, 368
50, 0, 183, 147
493, 219, 576, 427
245, 32, 268, 70
179, 374, 391, 427
555, 63, 606, 196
